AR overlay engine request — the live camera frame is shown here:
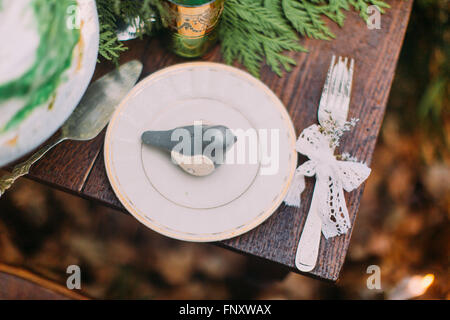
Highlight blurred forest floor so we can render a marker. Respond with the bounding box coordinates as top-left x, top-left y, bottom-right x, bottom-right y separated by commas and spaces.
0, 1, 448, 299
